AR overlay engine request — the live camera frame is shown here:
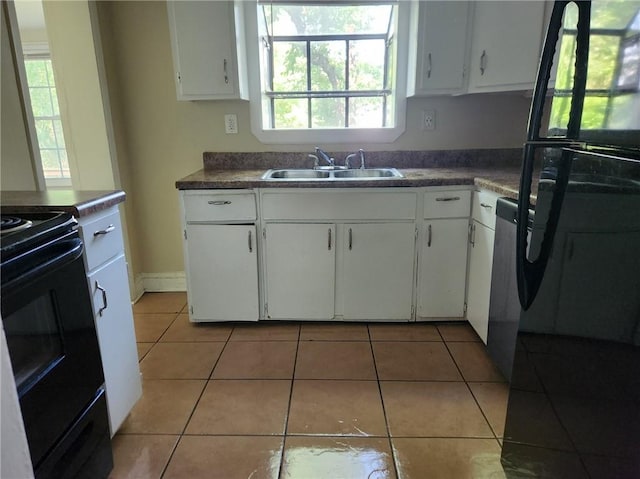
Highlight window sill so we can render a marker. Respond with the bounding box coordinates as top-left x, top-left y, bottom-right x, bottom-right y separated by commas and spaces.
249, 124, 406, 145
